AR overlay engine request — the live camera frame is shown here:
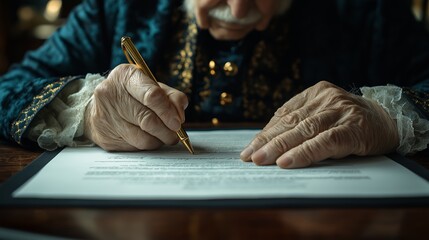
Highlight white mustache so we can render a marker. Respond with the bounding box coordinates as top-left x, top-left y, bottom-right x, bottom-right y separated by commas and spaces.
208, 4, 262, 25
